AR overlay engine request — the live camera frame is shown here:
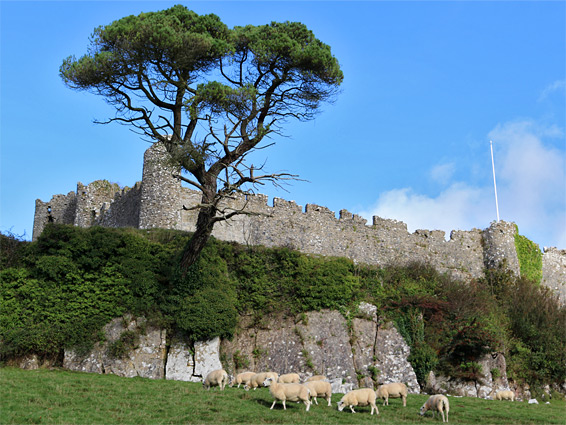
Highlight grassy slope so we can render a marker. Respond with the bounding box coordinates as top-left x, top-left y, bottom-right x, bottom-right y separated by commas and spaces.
1, 368, 564, 425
